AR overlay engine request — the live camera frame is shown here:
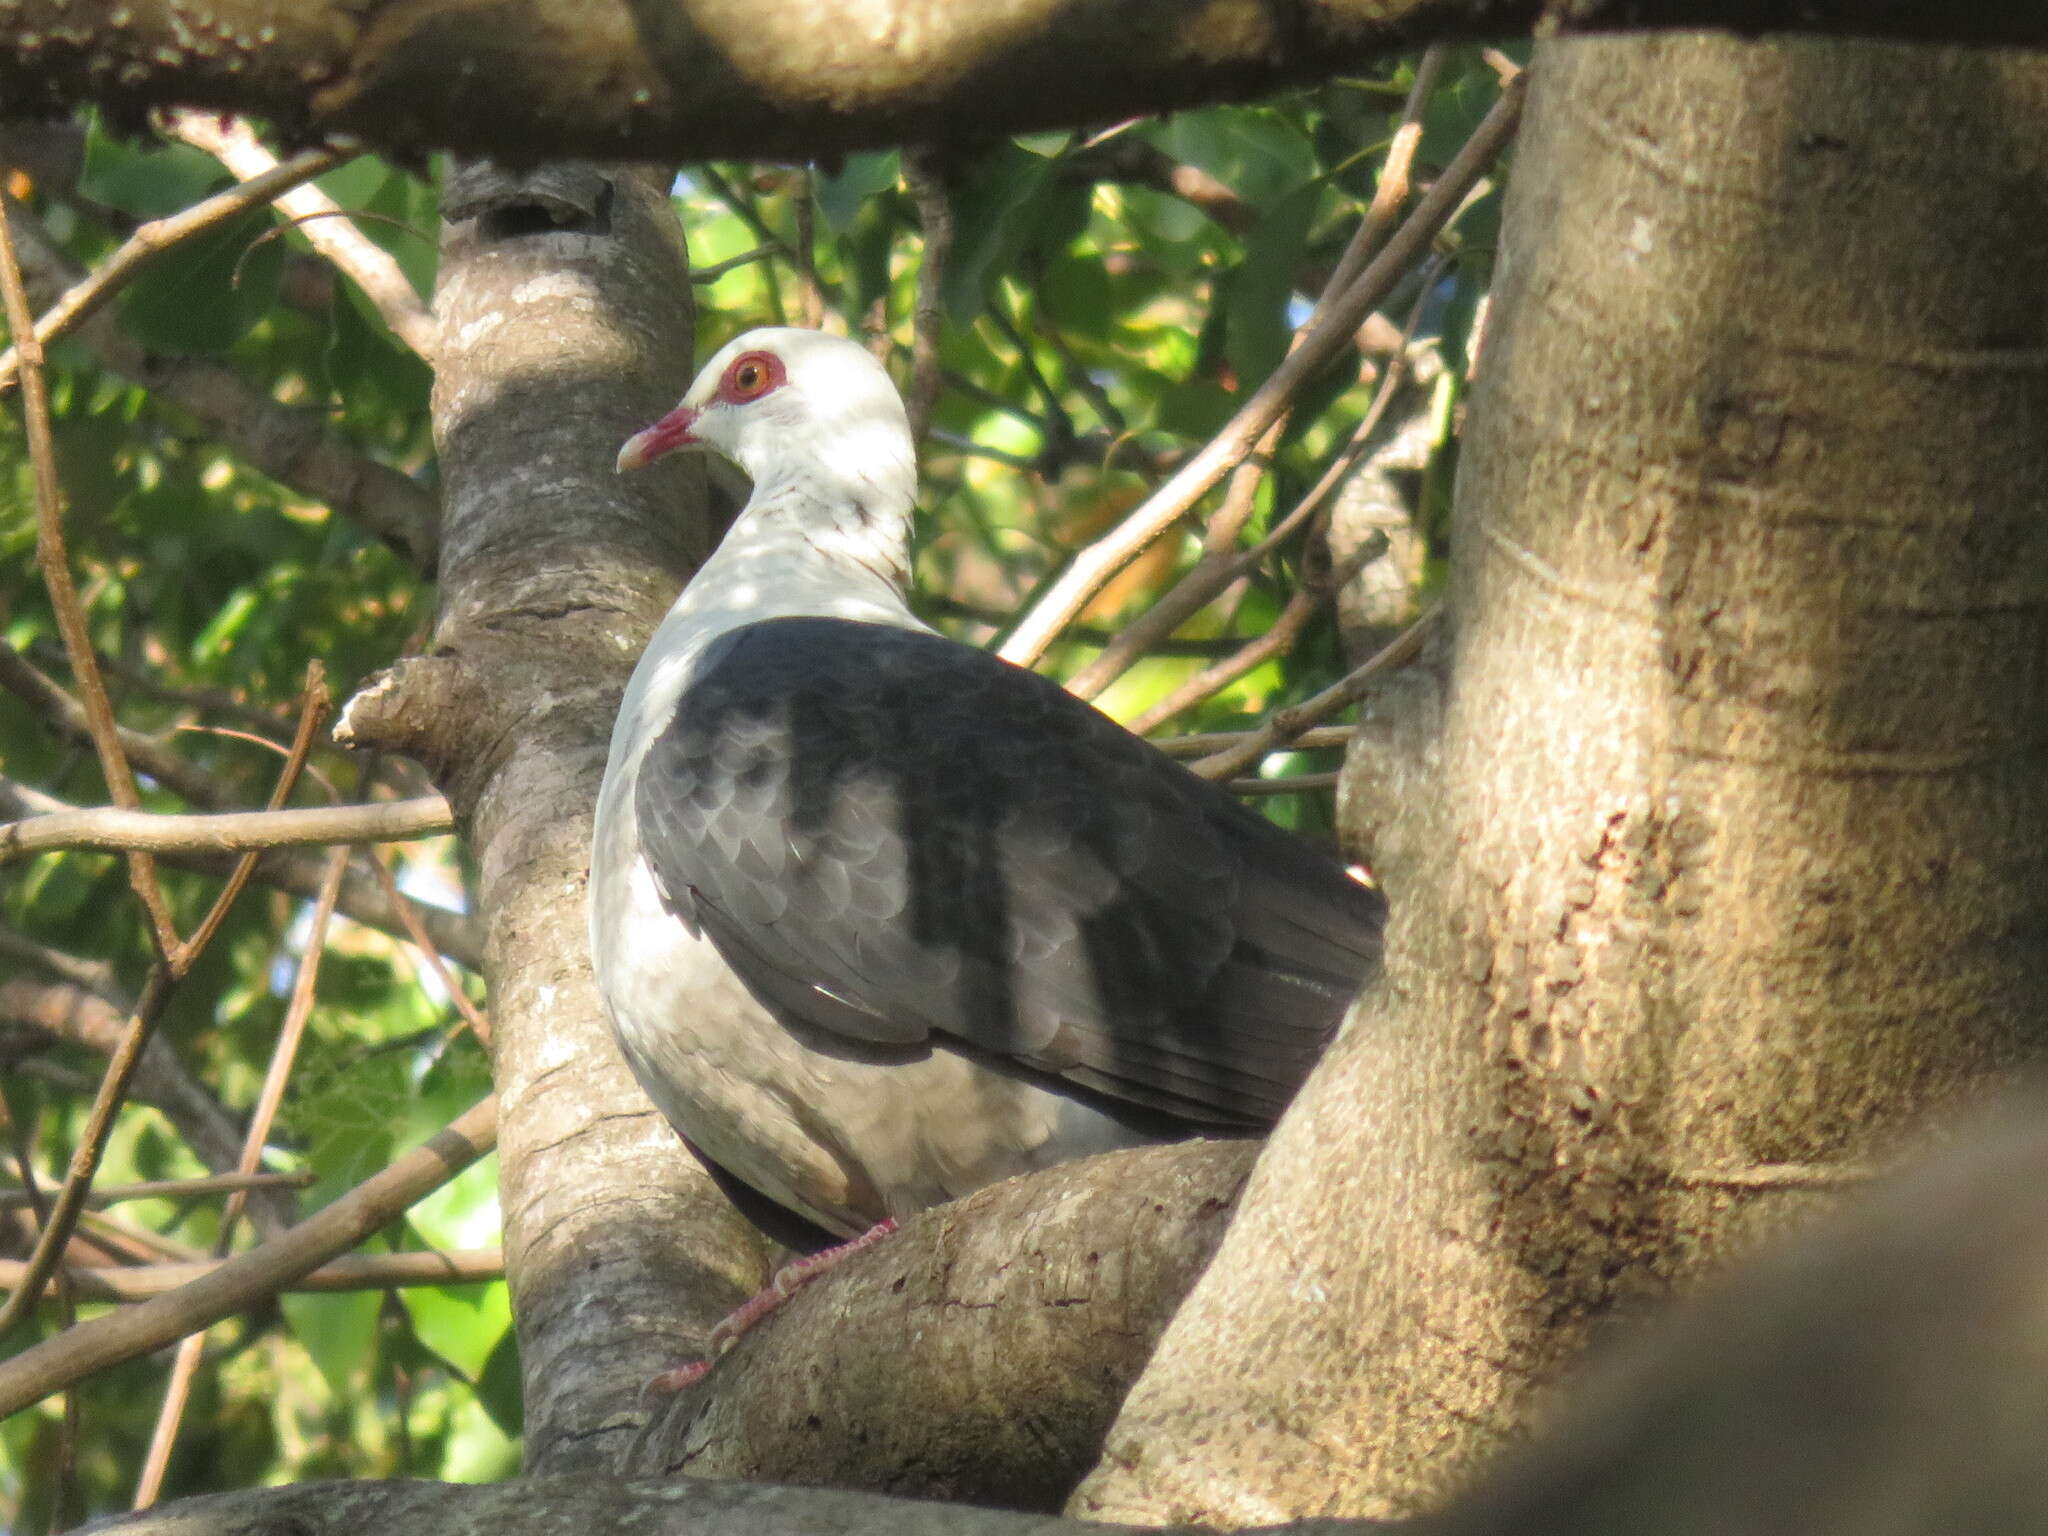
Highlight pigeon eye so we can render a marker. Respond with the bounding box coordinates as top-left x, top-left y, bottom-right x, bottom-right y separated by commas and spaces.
725, 353, 779, 401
